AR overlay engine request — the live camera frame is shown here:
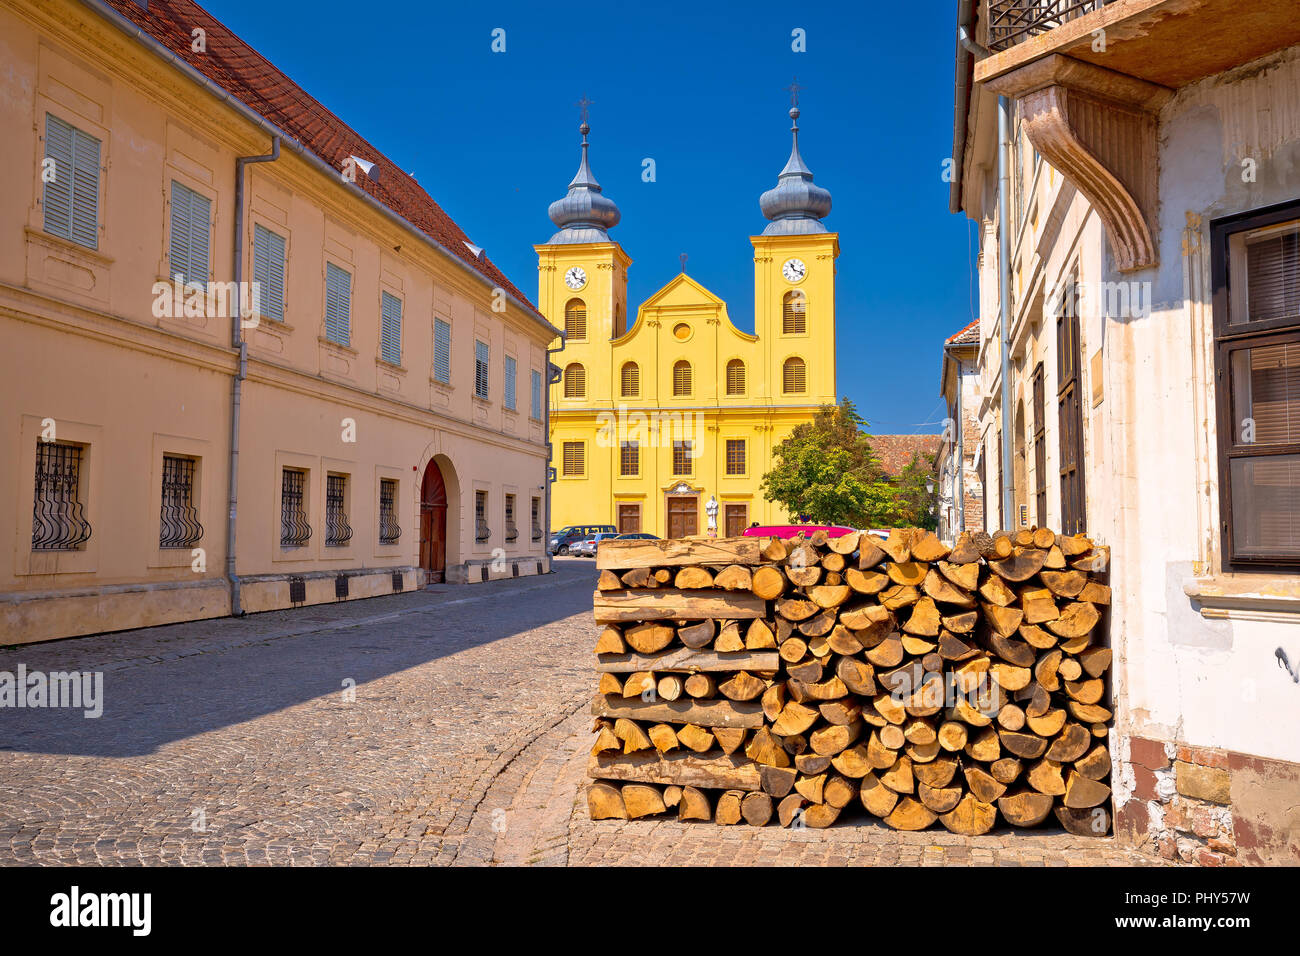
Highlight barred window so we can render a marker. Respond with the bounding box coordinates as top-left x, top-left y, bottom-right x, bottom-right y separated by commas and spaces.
475, 490, 490, 542
325, 262, 351, 346
620, 441, 639, 477
673, 361, 692, 397
783, 356, 807, 394
726, 439, 746, 476
253, 224, 286, 322
31, 442, 92, 551
475, 339, 490, 399
325, 474, 353, 547
565, 298, 587, 340
563, 441, 585, 476
280, 468, 311, 548
505, 494, 518, 542
379, 478, 401, 544
673, 440, 693, 476
433, 318, 452, 384
43, 113, 100, 250
530, 368, 542, 419
531, 496, 542, 541
159, 455, 203, 548
169, 180, 211, 286
380, 291, 402, 365
564, 363, 586, 399
783, 291, 807, 334
725, 359, 746, 396
621, 362, 640, 398
505, 355, 518, 411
